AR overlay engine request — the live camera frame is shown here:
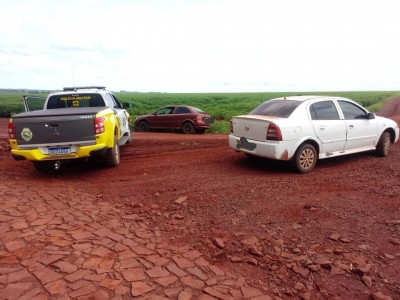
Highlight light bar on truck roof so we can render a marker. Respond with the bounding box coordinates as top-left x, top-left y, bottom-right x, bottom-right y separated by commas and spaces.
63, 86, 106, 92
